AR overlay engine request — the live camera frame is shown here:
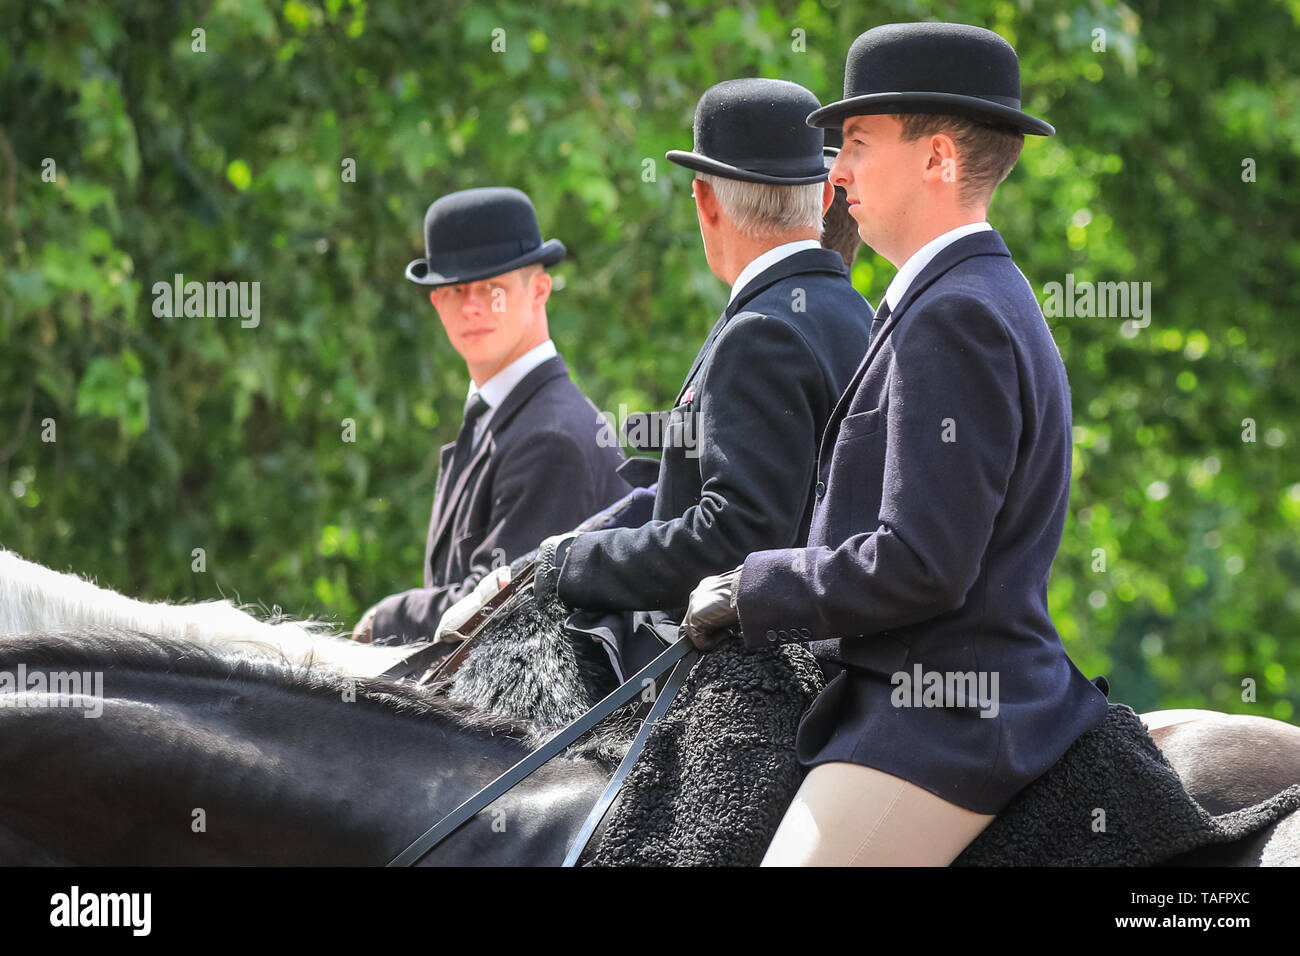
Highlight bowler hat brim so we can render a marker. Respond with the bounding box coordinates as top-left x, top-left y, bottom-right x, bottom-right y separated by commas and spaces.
665, 150, 829, 186
808, 91, 1055, 136
405, 238, 566, 287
